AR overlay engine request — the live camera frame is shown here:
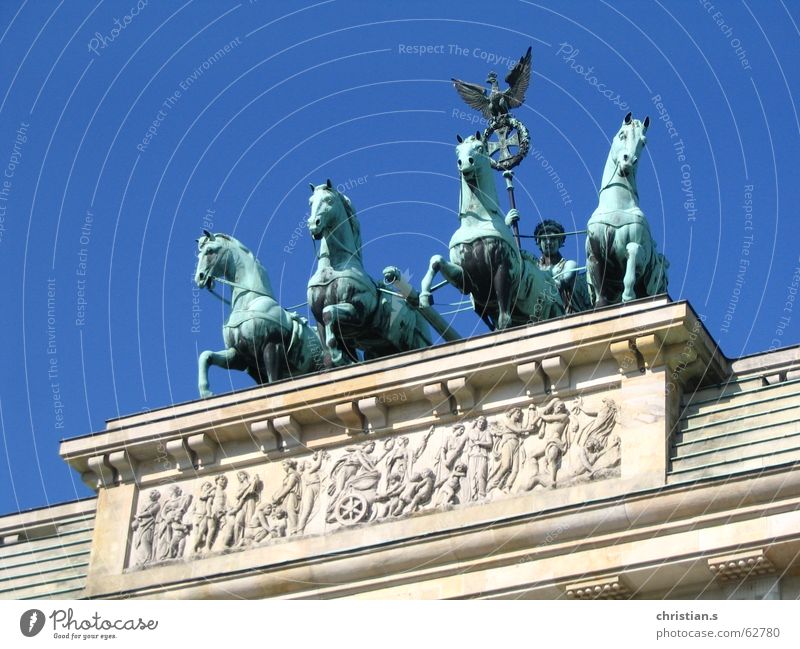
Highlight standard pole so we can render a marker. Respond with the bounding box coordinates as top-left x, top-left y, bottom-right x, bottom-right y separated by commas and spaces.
503, 170, 521, 249
382, 272, 461, 342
